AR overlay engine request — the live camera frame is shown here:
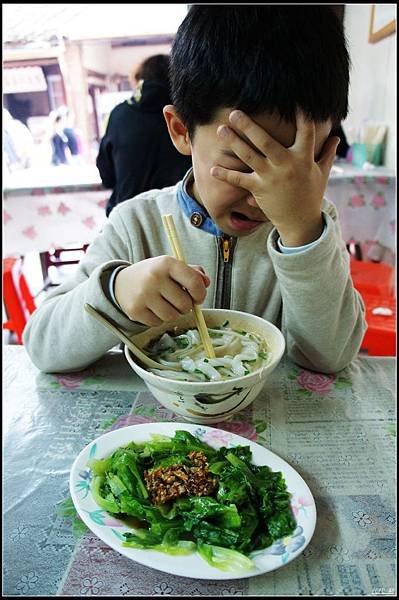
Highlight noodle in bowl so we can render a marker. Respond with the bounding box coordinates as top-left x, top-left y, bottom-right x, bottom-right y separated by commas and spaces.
124, 309, 285, 424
